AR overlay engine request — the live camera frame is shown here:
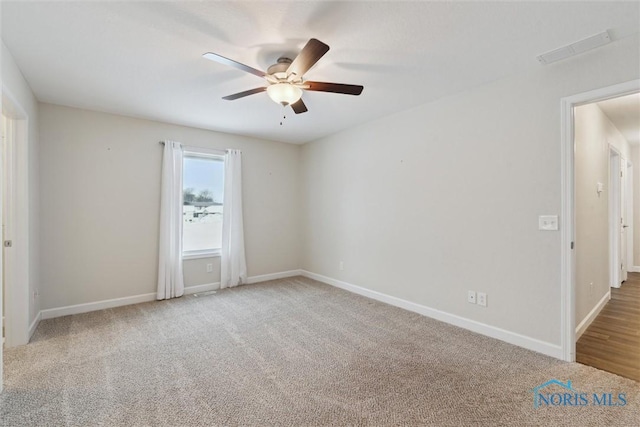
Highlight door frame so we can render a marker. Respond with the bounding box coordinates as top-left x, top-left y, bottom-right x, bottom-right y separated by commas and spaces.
560, 79, 640, 362
1, 87, 33, 395
1, 87, 31, 393
625, 159, 634, 274
620, 155, 630, 283
0, 106, 3, 394
609, 146, 622, 288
